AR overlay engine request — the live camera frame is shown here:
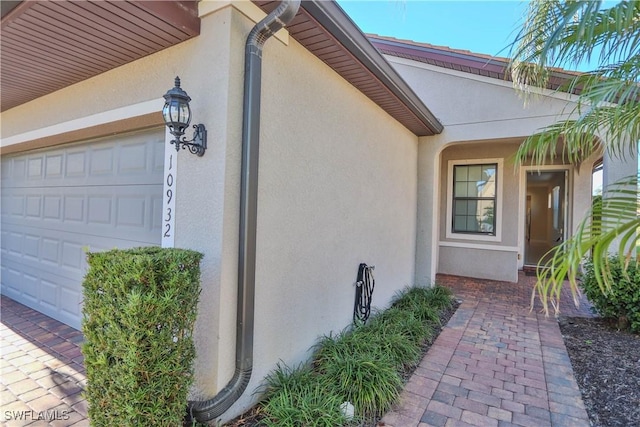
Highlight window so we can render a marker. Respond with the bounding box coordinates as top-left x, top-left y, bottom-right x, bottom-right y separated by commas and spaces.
452, 163, 497, 235
551, 185, 561, 230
